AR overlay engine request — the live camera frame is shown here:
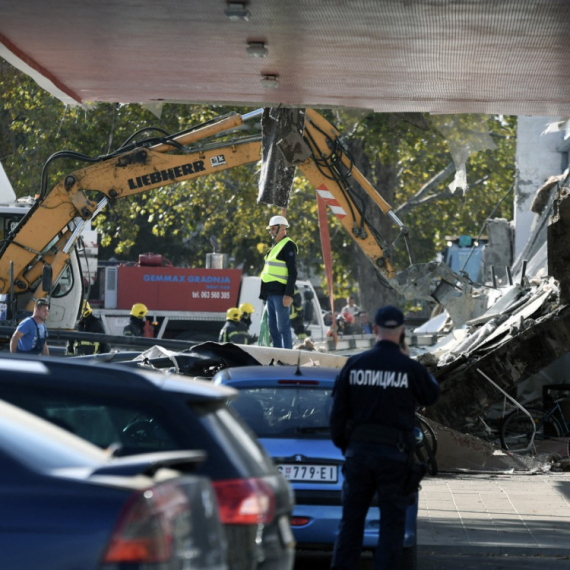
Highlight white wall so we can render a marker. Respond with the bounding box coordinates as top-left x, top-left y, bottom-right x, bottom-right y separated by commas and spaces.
515, 117, 565, 260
